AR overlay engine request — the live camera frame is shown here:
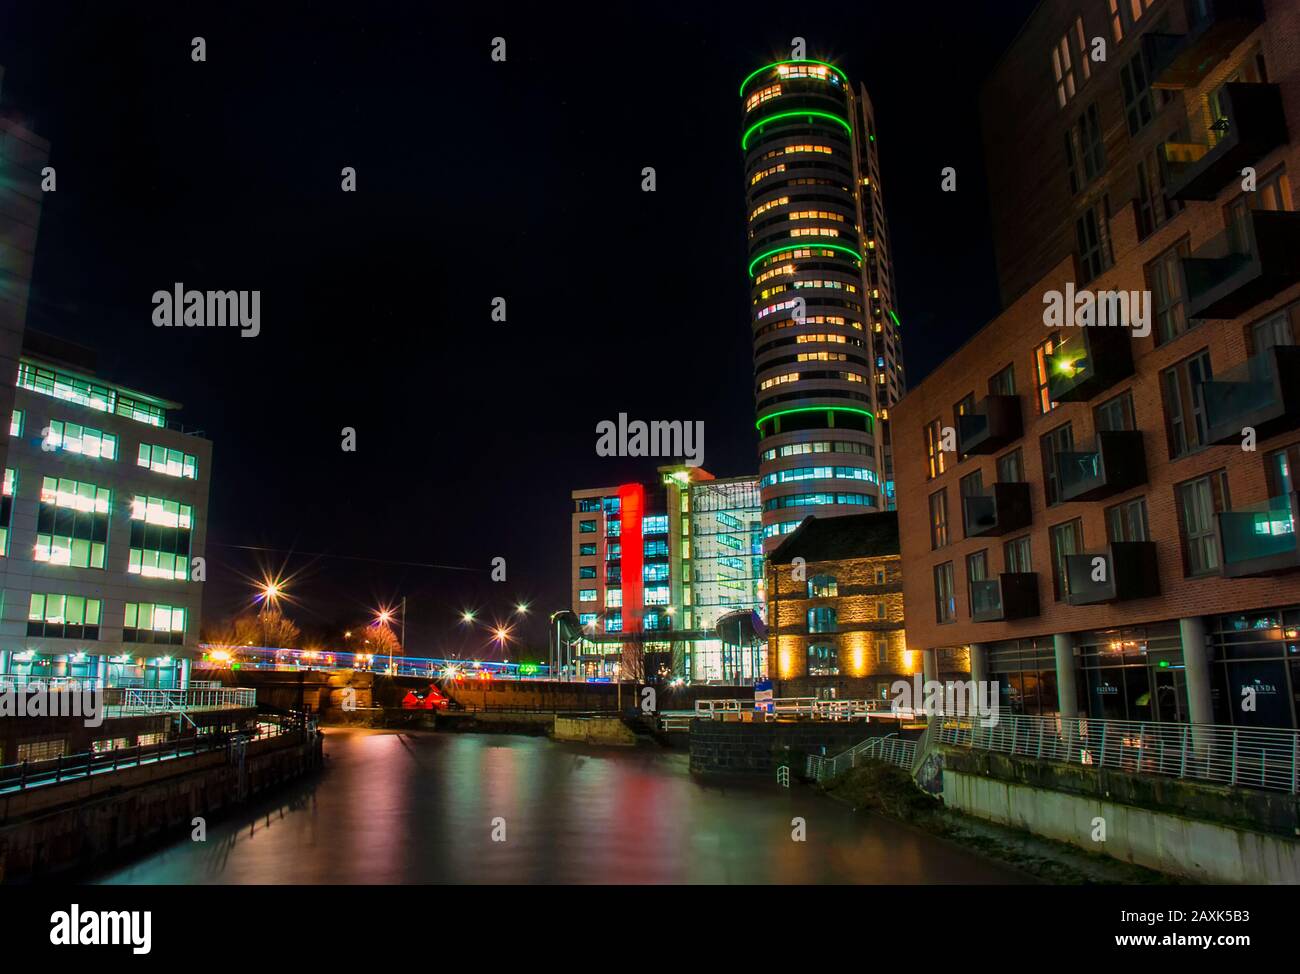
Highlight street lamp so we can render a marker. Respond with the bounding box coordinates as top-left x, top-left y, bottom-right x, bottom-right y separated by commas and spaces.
374, 599, 406, 675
